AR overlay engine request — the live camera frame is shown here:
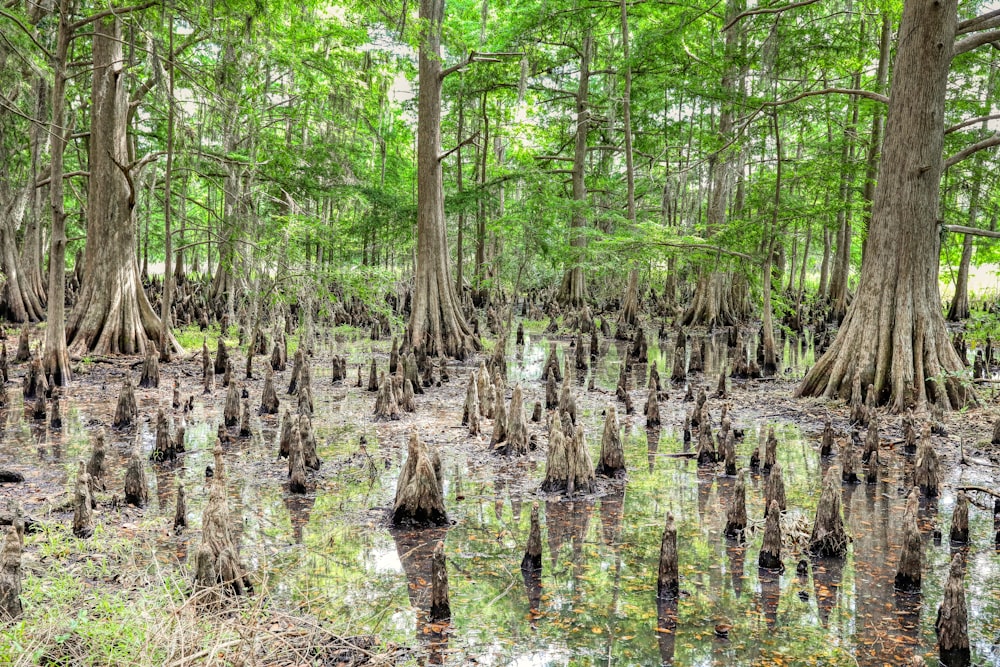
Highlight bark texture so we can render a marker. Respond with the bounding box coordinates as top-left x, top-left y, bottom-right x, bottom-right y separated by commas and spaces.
408, 0, 479, 359
67, 17, 170, 357
796, 0, 970, 411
